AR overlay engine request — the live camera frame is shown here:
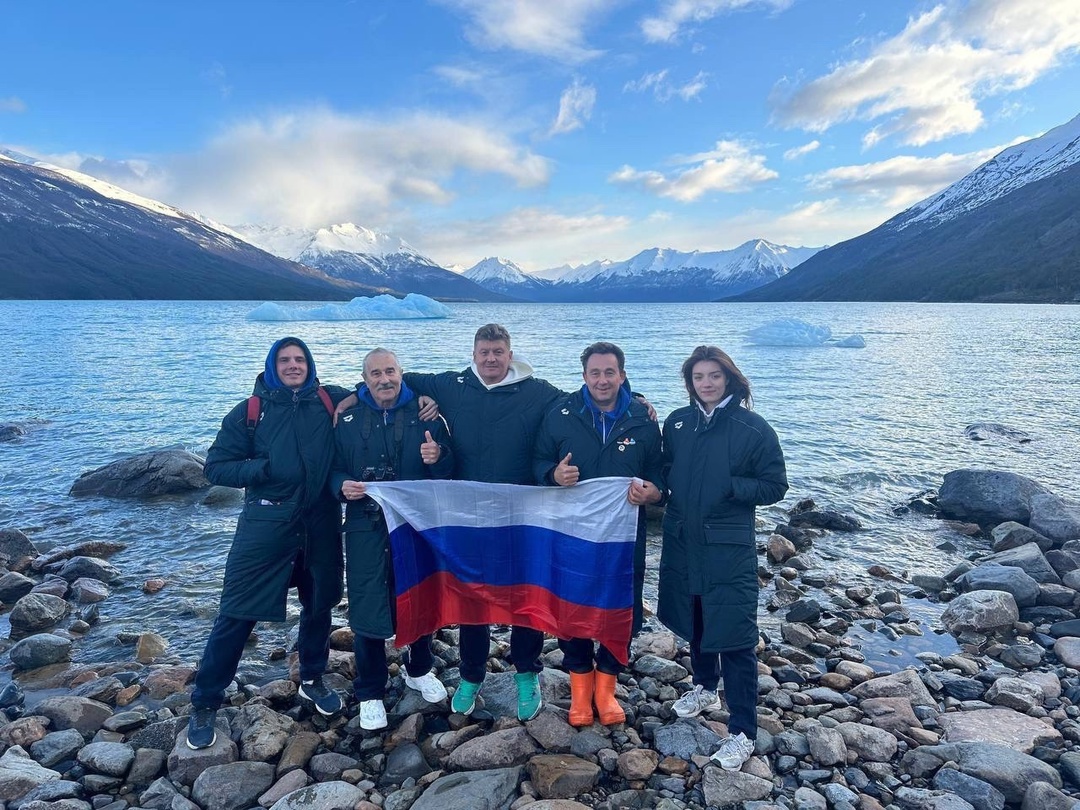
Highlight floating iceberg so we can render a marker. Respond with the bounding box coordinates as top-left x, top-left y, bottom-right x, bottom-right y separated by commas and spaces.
247, 293, 451, 322
746, 319, 865, 348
